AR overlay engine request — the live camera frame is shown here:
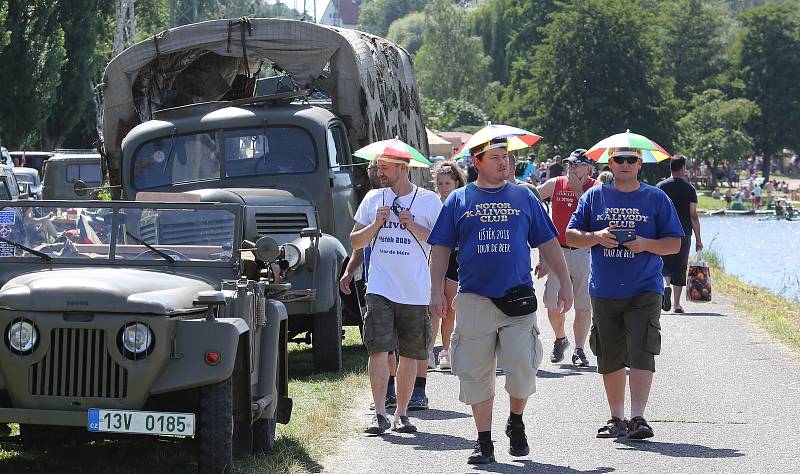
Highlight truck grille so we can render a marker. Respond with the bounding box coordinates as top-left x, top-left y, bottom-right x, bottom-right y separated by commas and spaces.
255, 213, 308, 236
28, 329, 128, 398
